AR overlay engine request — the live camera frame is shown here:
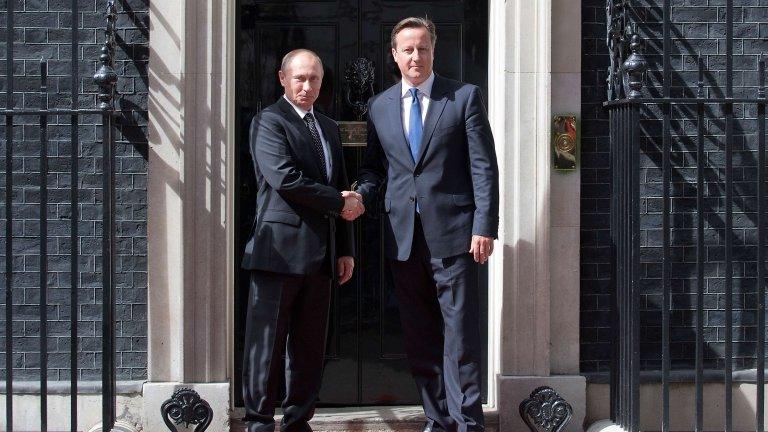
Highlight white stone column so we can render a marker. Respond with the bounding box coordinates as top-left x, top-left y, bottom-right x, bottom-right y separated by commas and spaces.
144, 0, 234, 430
549, 0, 583, 377
490, 0, 585, 430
